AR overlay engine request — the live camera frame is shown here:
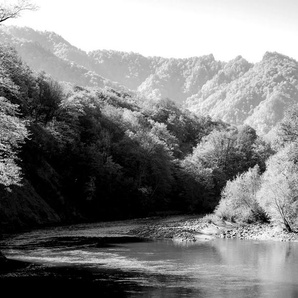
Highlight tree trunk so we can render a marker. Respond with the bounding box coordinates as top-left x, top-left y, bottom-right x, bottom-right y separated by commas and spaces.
283, 220, 292, 232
